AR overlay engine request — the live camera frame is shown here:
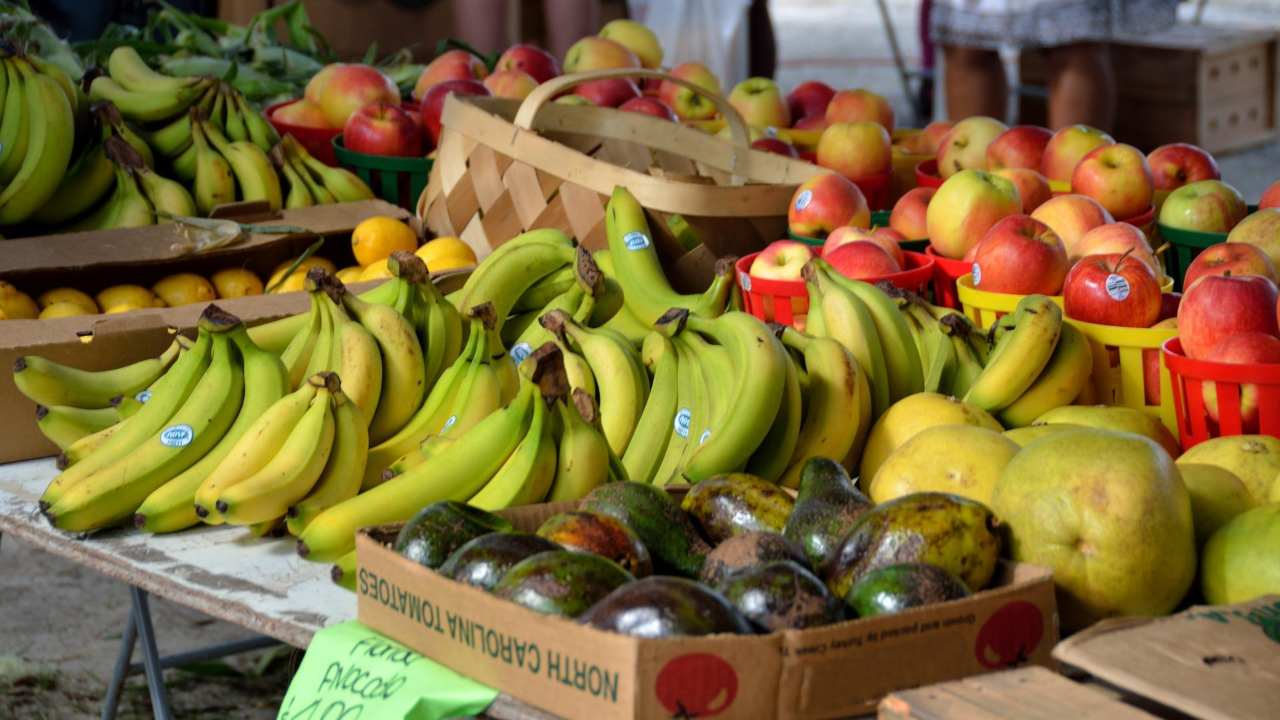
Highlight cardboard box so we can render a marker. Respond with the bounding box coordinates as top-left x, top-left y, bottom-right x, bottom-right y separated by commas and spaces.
355, 501, 1059, 720
877, 666, 1158, 719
